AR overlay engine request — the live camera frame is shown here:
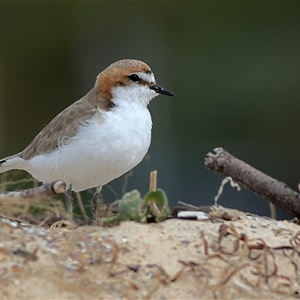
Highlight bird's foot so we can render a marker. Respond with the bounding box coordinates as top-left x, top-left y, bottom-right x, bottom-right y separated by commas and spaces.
64, 184, 74, 215
91, 186, 103, 224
